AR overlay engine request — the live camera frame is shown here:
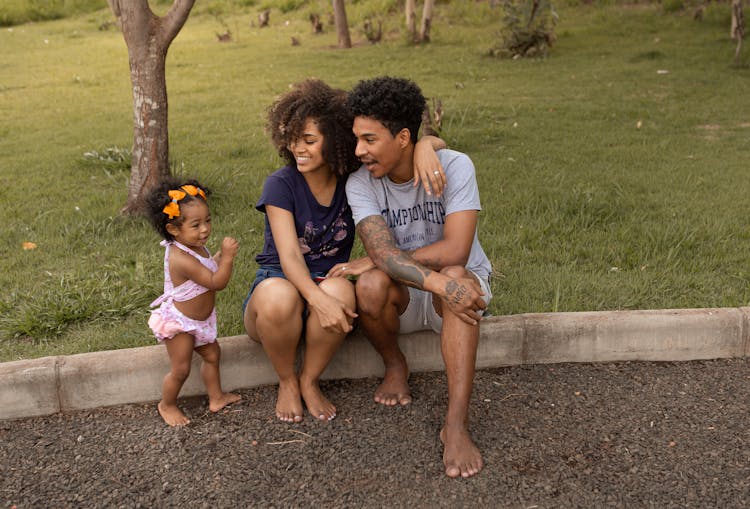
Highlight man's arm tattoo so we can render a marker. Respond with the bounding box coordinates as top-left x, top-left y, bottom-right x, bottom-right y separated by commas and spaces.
358, 216, 432, 290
